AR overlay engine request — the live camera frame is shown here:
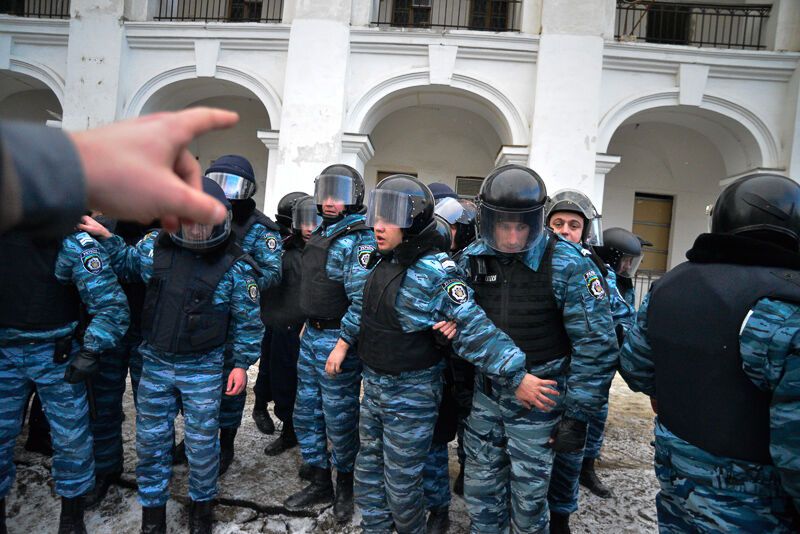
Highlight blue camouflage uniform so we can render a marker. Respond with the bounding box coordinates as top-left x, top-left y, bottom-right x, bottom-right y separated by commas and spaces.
220, 220, 282, 431
458, 233, 618, 533
294, 213, 375, 474
620, 294, 800, 532
549, 263, 635, 513
103, 230, 264, 506
349, 250, 541, 534
0, 232, 129, 500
